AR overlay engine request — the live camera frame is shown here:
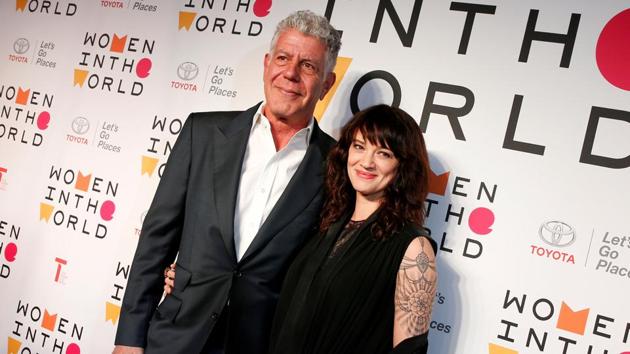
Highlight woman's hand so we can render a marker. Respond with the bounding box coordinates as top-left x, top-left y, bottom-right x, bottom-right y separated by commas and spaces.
163, 263, 176, 295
